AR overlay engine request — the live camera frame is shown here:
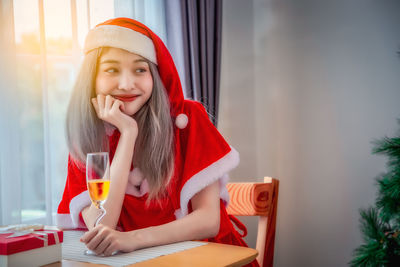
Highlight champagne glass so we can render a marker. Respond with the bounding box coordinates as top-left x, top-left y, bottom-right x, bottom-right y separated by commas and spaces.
84, 152, 110, 256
